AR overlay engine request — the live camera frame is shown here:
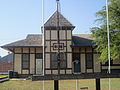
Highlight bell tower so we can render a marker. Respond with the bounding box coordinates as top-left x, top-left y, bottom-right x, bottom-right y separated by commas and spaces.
44, 0, 75, 75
